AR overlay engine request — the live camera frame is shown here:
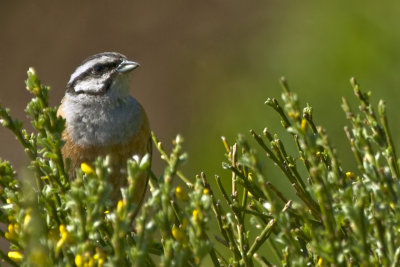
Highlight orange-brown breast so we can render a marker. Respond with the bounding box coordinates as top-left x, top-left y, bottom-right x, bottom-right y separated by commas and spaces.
57, 101, 151, 203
